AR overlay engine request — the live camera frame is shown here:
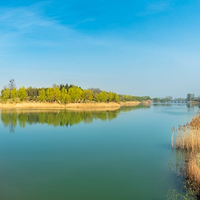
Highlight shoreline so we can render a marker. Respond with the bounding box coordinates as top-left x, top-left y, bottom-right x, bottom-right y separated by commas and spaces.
172, 112, 200, 196
0, 101, 151, 111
